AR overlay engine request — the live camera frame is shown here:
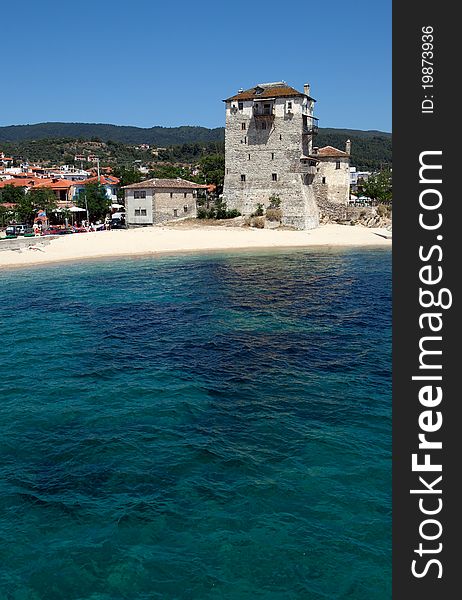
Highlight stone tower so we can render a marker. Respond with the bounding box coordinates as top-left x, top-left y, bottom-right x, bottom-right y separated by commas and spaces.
222, 81, 319, 229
